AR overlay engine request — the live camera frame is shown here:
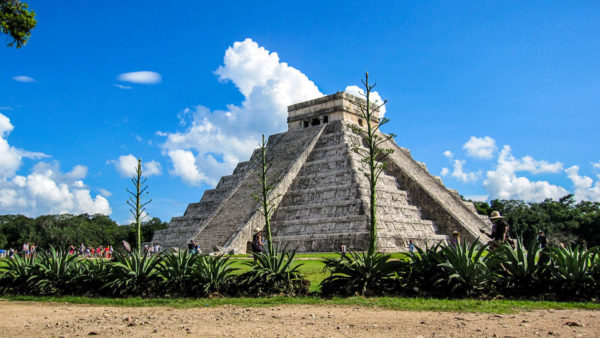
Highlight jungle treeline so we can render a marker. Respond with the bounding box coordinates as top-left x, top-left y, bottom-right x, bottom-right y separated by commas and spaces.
0, 214, 167, 250
472, 194, 600, 247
